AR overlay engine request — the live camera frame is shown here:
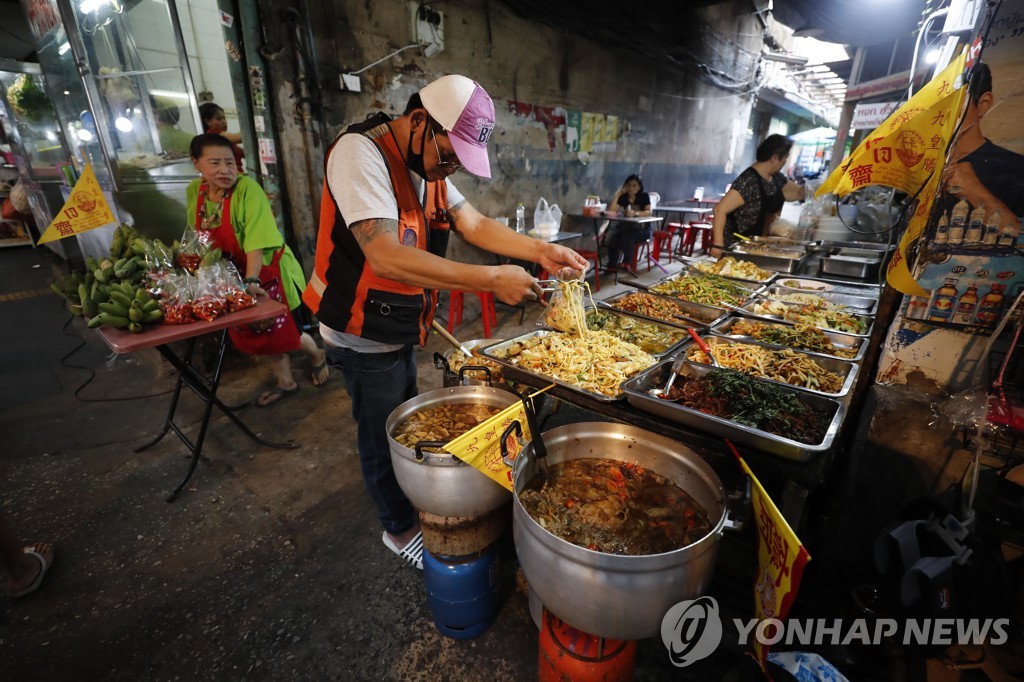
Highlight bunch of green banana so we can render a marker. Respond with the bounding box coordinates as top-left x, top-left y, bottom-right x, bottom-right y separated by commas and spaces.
87, 281, 162, 332
108, 223, 141, 261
